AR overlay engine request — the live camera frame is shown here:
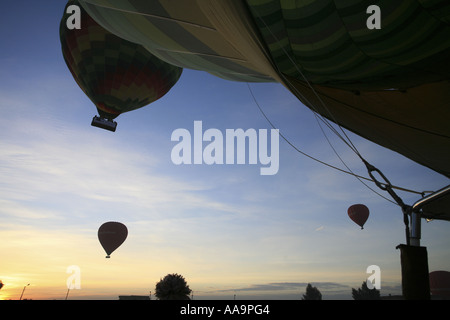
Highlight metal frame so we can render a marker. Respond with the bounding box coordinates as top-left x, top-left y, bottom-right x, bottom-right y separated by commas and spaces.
412, 184, 450, 216
410, 184, 450, 246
